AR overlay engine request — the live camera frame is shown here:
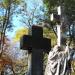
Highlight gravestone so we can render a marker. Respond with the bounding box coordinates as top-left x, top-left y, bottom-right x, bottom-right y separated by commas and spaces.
20, 26, 51, 75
